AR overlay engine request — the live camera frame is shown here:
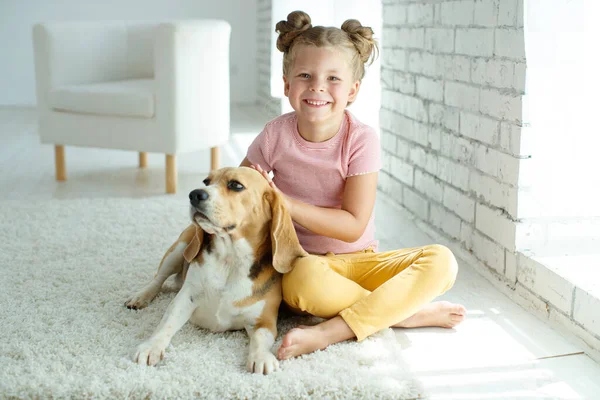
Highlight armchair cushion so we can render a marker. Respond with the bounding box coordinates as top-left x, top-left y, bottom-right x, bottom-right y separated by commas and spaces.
48, 79, 154, 118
